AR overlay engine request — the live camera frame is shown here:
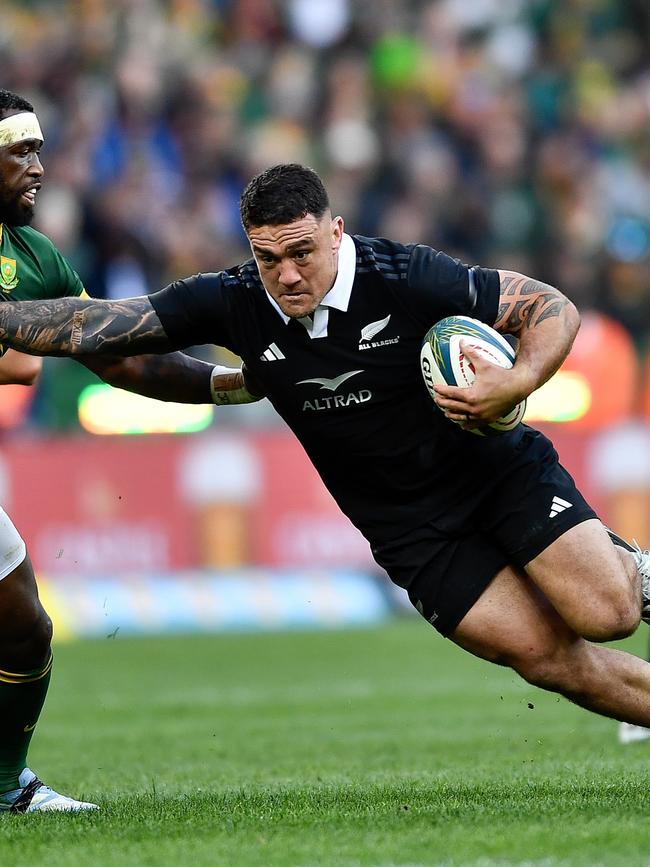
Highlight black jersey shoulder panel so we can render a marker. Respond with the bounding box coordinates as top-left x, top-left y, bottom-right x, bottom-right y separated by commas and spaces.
406, 243, 500, 326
